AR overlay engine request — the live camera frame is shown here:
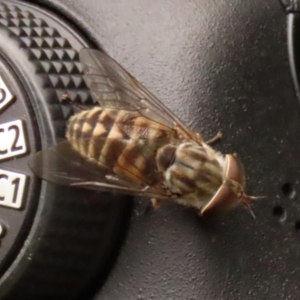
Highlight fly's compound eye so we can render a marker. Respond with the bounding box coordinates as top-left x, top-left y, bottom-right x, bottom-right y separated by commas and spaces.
224, 154, 246, 188
0, 2, 129, 299
200, 154, 247, 215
